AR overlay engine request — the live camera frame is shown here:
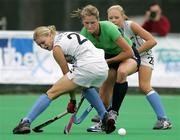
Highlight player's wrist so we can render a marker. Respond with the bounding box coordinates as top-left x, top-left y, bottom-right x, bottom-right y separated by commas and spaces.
70, 99, 76, 104
67, 99, 76, 113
